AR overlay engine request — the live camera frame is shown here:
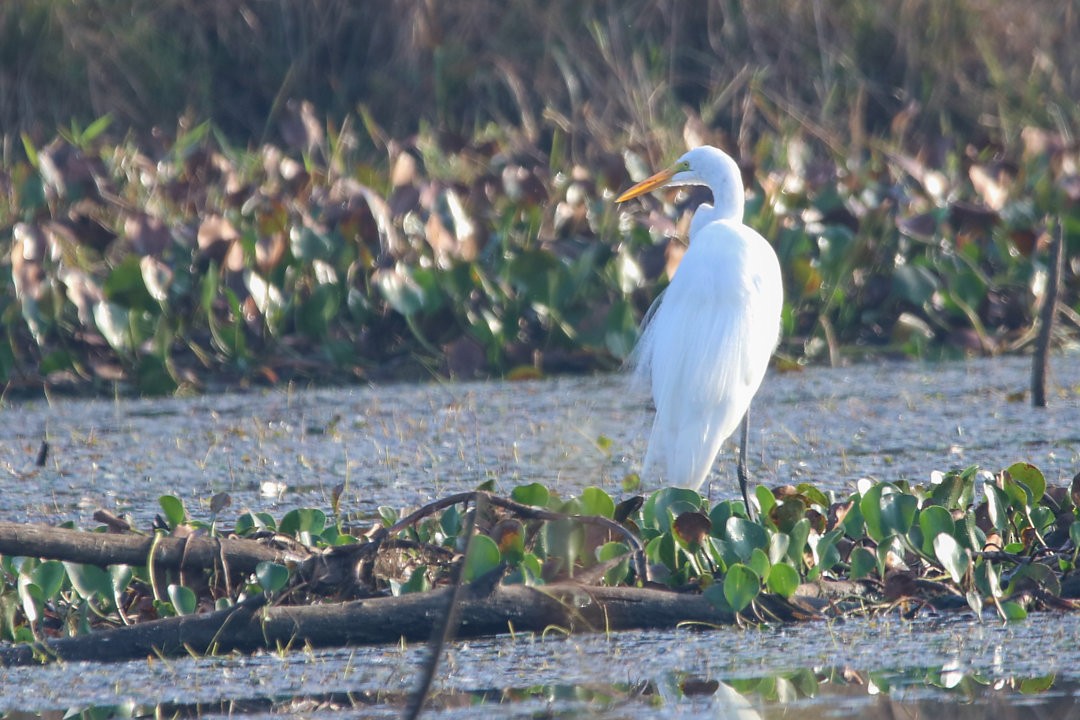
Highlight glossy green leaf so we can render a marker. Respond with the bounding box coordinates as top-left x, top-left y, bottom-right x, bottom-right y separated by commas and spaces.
17, 577, 42, 624
793, 483, 830, 509
63, 562, 113, 609
723, 564, 761, 613
511, 482, 550, 507
849, 546, 878, 580
766, 562, 800, 599
984, 485, 1010, 534
917, 505, 955, 557
999, 600, 1027, 621
1018, 675, 1055, 694
1006, 463, 1045, 504
725, 517, 769, 563
579, 487, 615, 519
929, 468, 976, 510
440, 505, 462, 538
158, 495, 187, 529
880, 491, 918, 538
596, 541, 631, 586
394, 566, 431, 595
643, 488, 703, 532
279, 508, 327, 538
787, 518, 811, 566
463, 534, 503, 582
933, 532, 970, 583
754, 485, 776, 517
749, 547, 772, 582
167, 584, 198, 616
255, 561, 290, 594
31, 560, 65, 600
767, 532, 790, 566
